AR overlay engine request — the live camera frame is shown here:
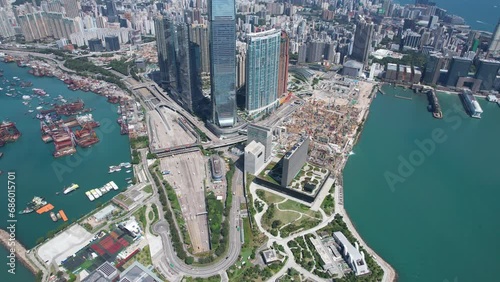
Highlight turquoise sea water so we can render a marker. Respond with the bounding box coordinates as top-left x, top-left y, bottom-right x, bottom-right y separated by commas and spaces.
398, 0, 499, 32
344, 86, 500, 282
0, 246, 34, 282
0, 62, 132, 281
